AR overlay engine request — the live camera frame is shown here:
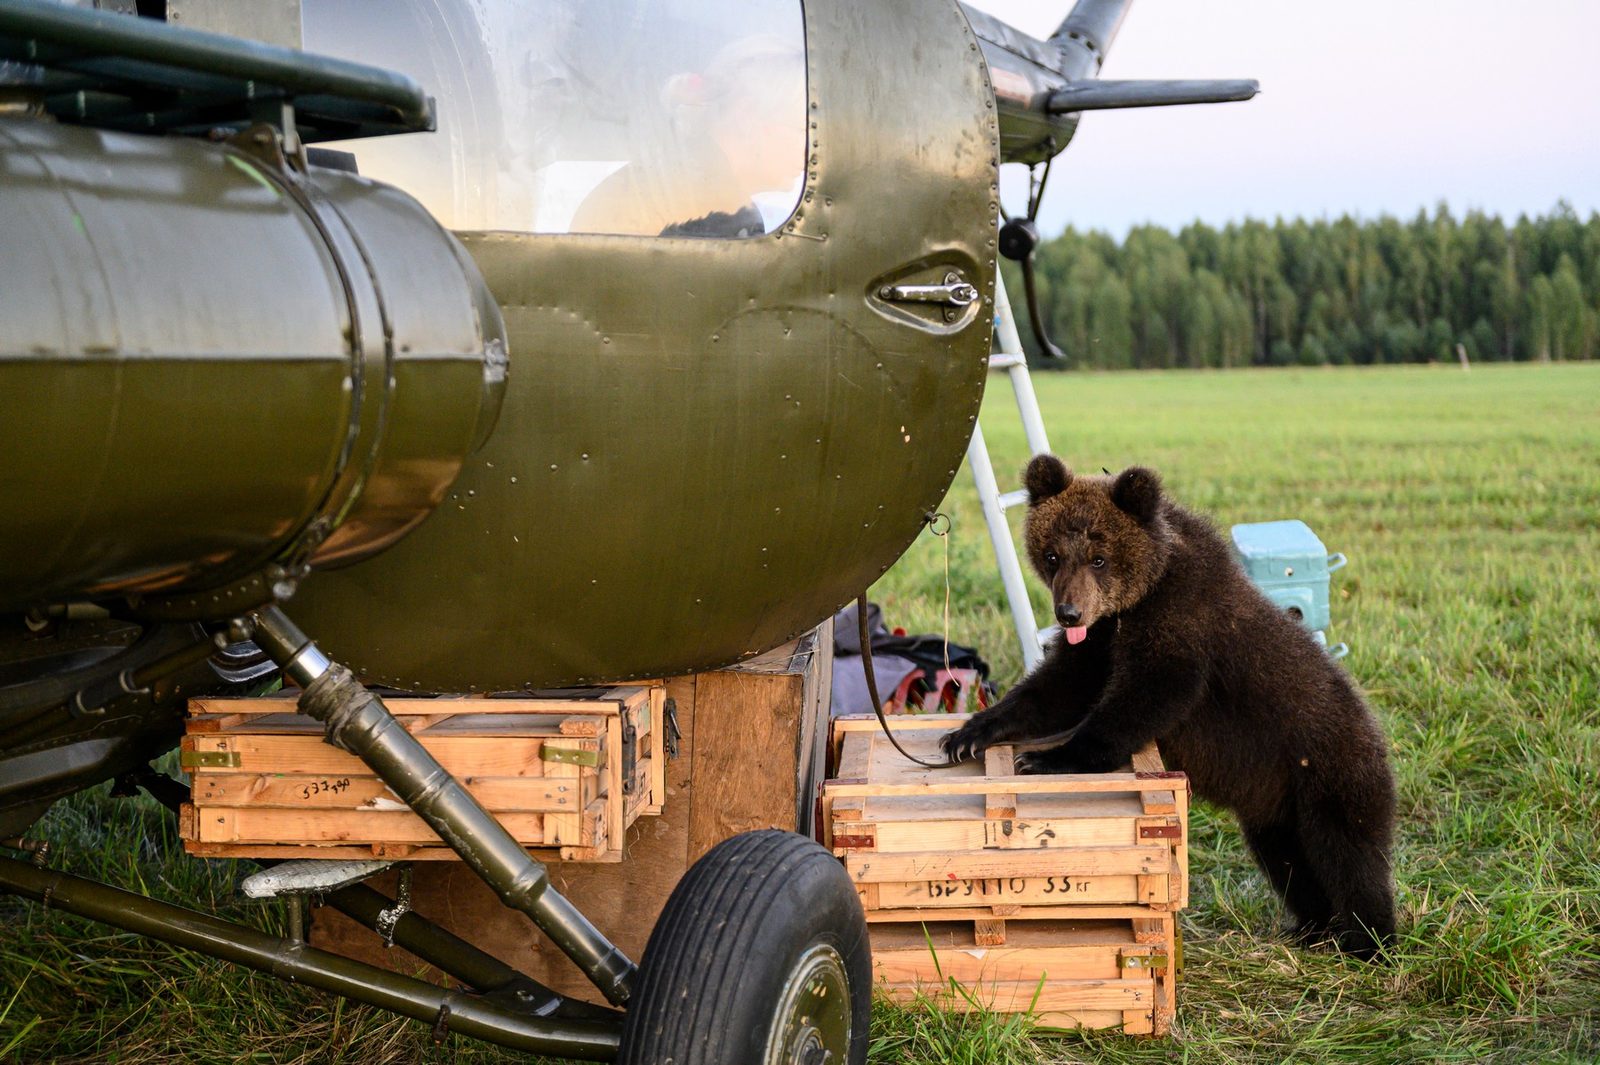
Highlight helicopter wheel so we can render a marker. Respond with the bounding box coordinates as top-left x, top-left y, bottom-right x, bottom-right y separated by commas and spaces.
617, 829, 870, 1065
